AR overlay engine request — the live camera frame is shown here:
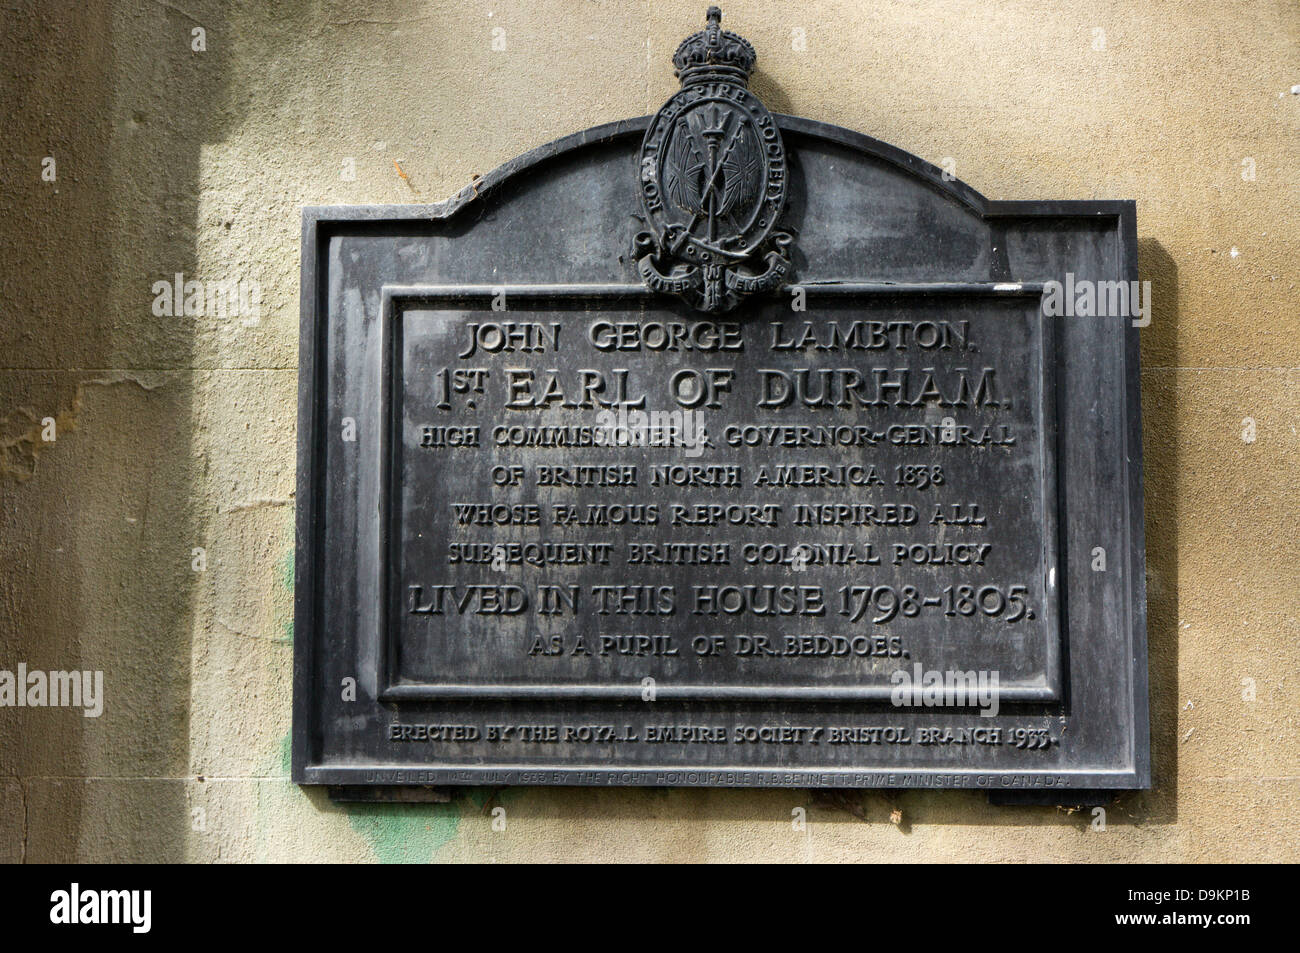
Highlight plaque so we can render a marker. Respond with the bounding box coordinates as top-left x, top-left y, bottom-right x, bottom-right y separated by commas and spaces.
293, 8, 1149, 797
